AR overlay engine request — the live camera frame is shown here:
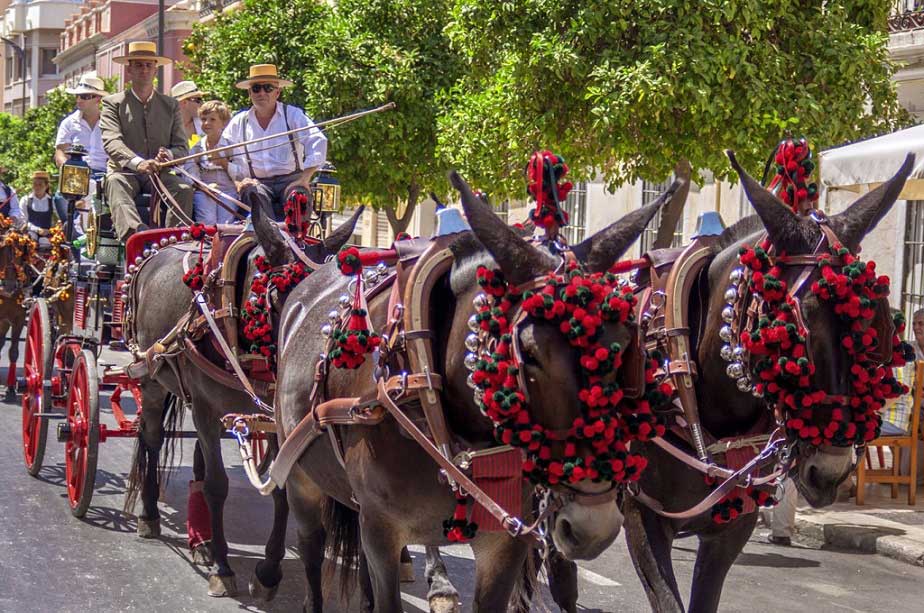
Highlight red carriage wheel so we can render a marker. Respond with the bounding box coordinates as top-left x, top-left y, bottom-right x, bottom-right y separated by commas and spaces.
64, 349, 100, 518
22, 299, 53, 476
